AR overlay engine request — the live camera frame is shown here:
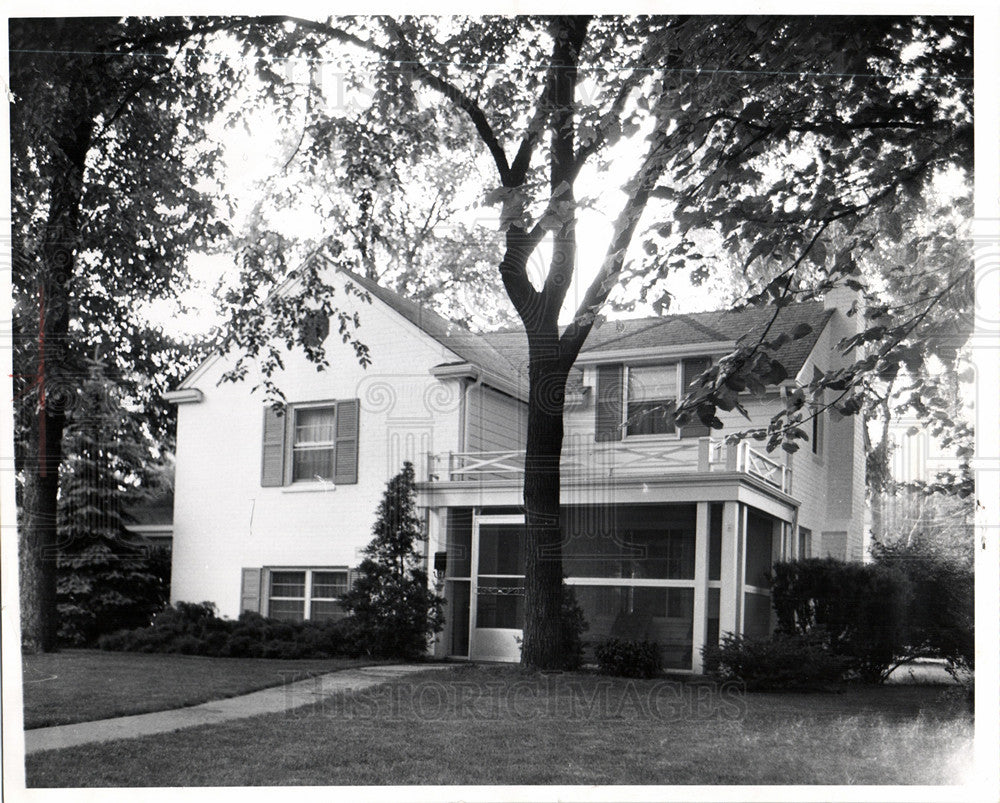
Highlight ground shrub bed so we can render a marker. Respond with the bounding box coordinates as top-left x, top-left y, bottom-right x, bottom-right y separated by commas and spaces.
98, 602, 357, 660
702, 631, 853, 691
594, 639, 662, 678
